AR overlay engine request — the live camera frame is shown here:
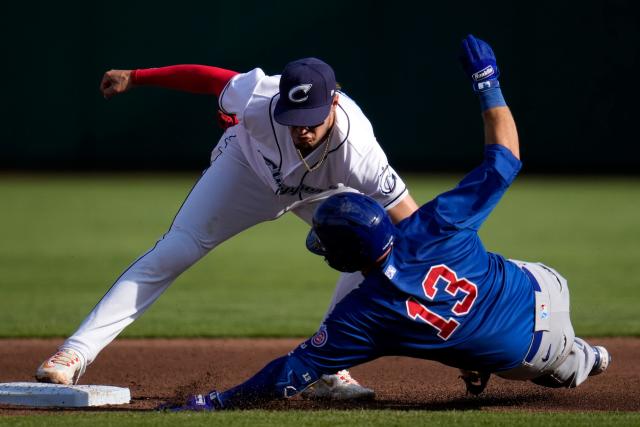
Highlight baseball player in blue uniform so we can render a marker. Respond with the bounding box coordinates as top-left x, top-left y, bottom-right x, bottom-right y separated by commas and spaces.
170, 35, 611, 410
